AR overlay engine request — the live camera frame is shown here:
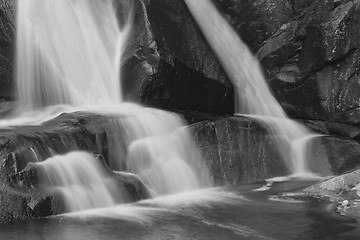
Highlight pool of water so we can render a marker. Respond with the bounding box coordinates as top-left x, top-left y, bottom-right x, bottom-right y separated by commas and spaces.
1, 181, 359, 240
